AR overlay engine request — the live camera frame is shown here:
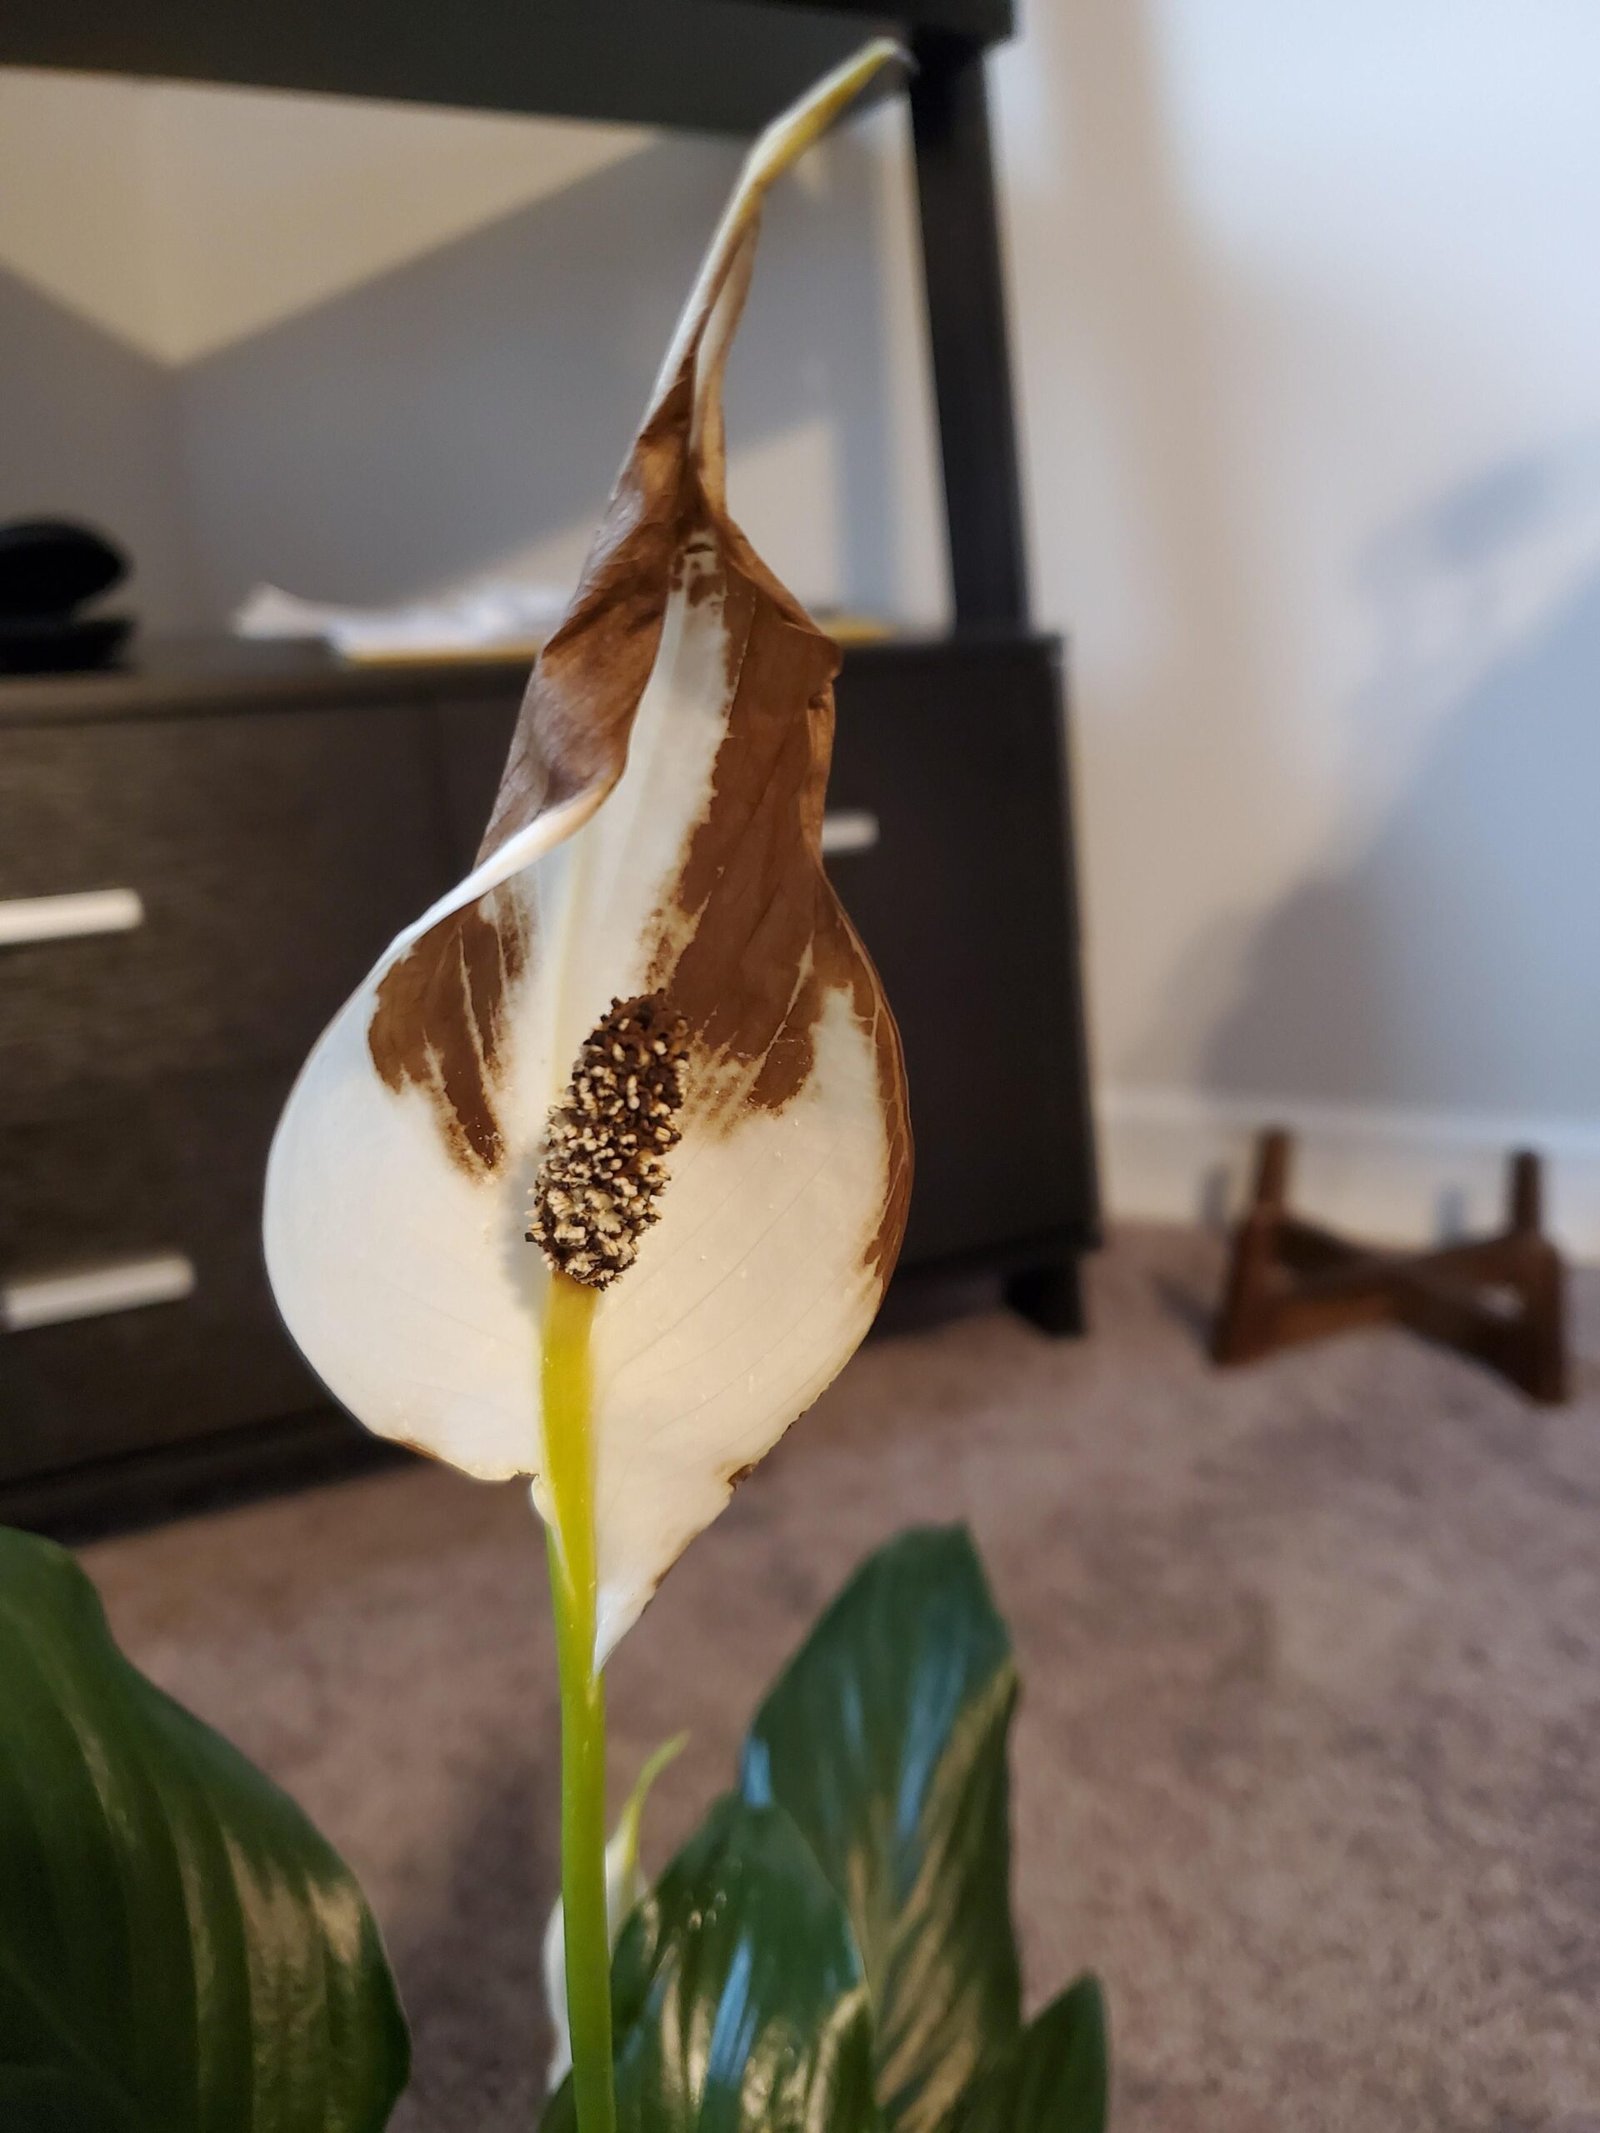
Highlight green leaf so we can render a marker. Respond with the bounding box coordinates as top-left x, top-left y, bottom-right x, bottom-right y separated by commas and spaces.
739, 1527, 1022, 2133
0, 1526, 408, 2132
543, 1794, 881, 2133
949, 1978, 1108, 2133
